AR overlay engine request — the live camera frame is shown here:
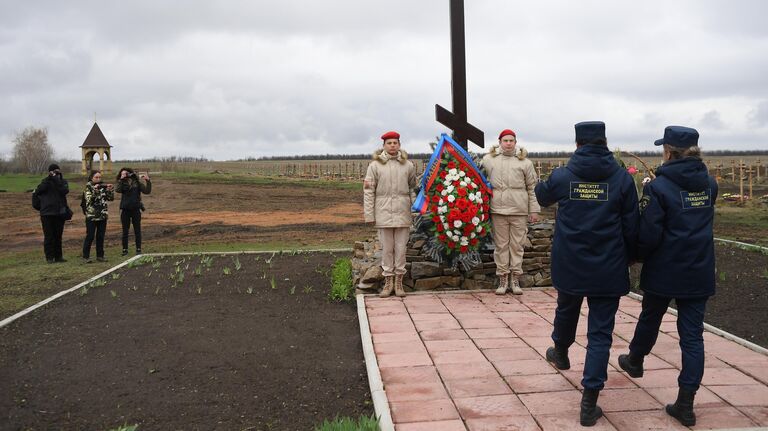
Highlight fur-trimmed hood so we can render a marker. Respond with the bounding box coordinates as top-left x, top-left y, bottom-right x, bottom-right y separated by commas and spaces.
373, 148, 409, 164
488, 145, 528, 160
